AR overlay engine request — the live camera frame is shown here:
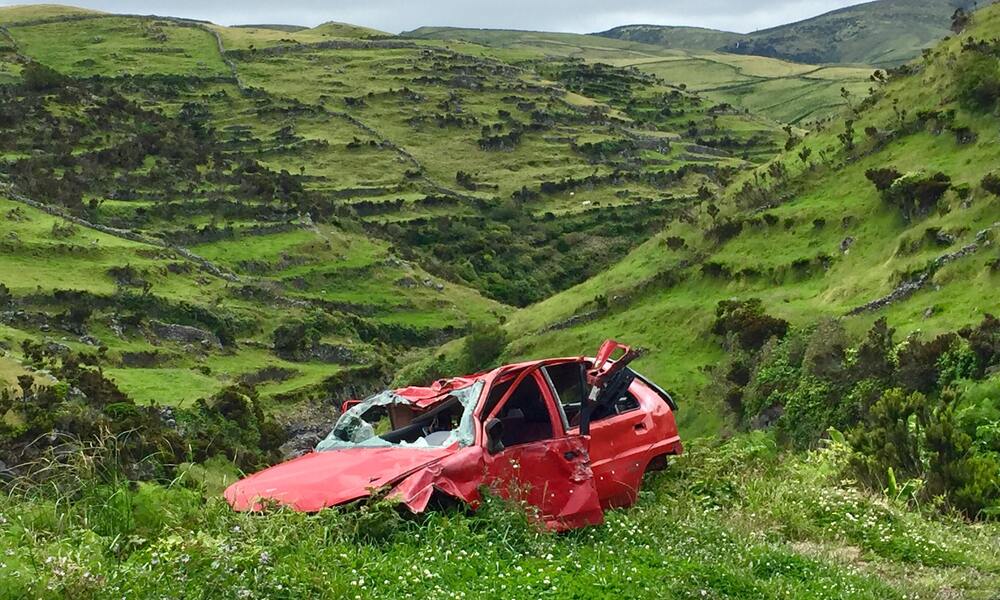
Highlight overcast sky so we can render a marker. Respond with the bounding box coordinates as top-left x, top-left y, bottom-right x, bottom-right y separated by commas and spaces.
0, 1, 875, 33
